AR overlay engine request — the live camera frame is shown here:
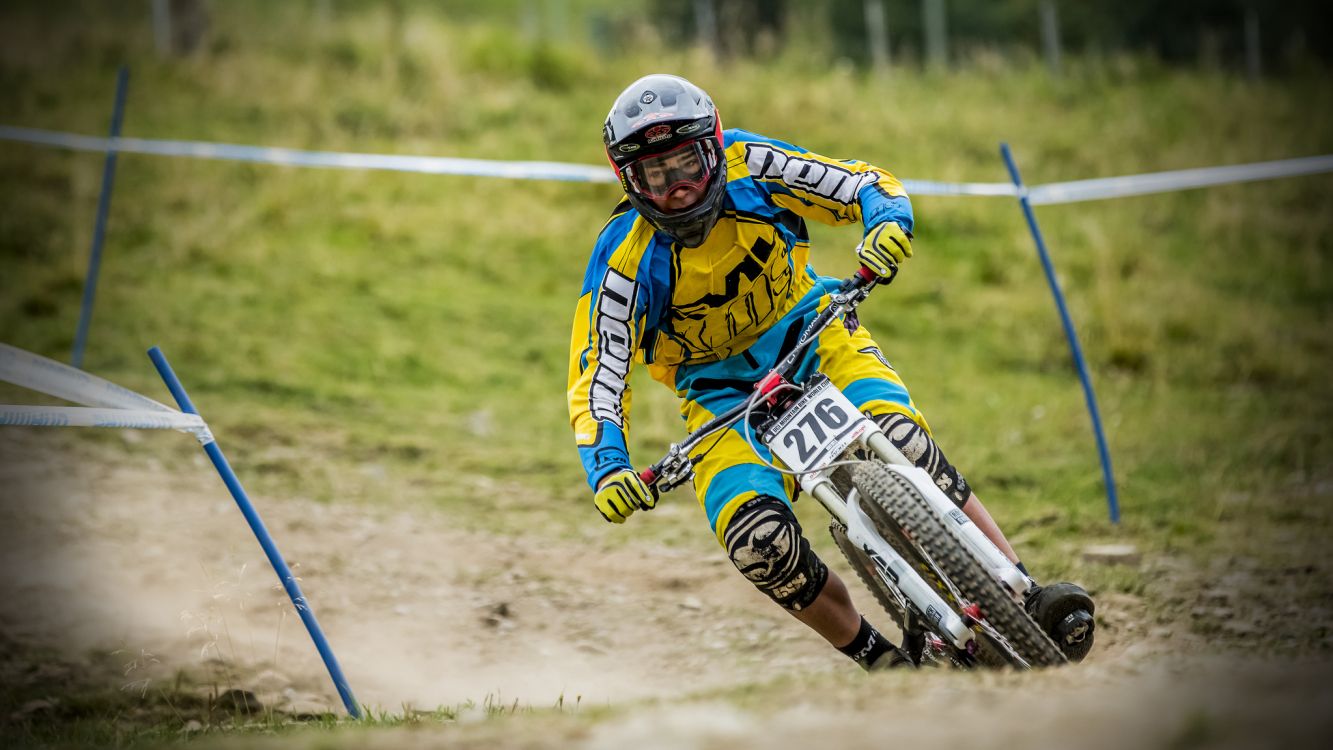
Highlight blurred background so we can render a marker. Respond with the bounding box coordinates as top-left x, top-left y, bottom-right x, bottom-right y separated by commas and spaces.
2, 0, 1326, 536
0, 0, 1331, 745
